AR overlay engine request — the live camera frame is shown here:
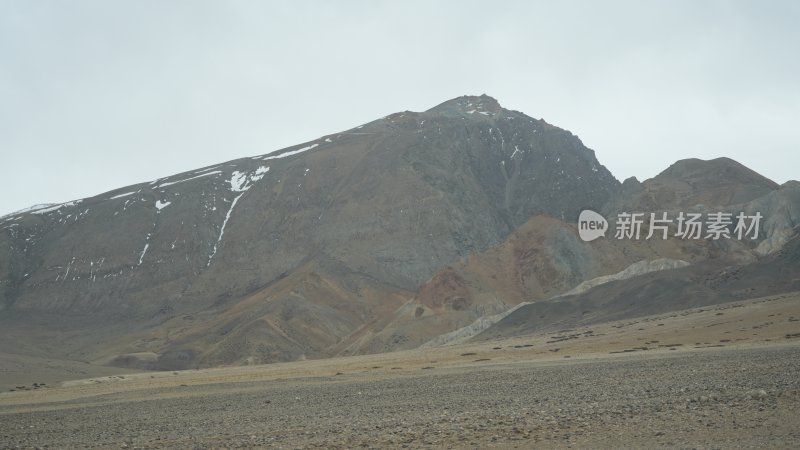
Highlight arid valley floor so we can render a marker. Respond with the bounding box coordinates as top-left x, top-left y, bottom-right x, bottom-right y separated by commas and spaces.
2, 292, 800, 449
